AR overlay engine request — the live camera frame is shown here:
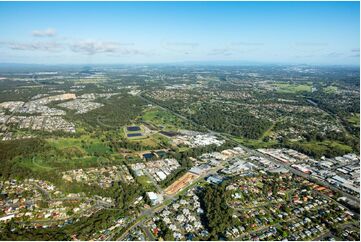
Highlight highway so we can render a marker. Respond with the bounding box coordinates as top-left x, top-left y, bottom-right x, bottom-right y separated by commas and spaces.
109, 92, 360, 240
138, 92, 360, 205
